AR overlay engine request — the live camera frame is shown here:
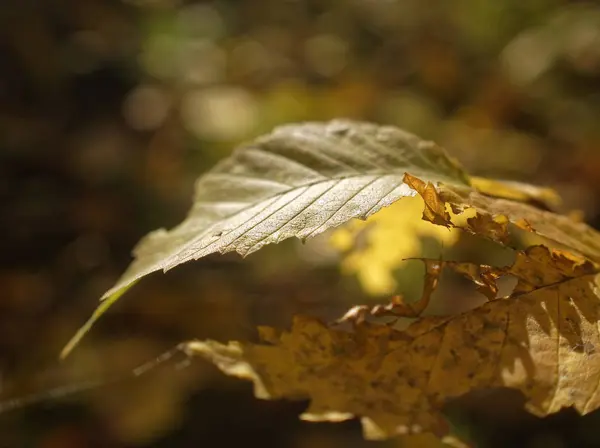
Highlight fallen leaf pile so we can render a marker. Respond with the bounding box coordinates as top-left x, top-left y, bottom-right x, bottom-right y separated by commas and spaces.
64, 120, 600, 444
